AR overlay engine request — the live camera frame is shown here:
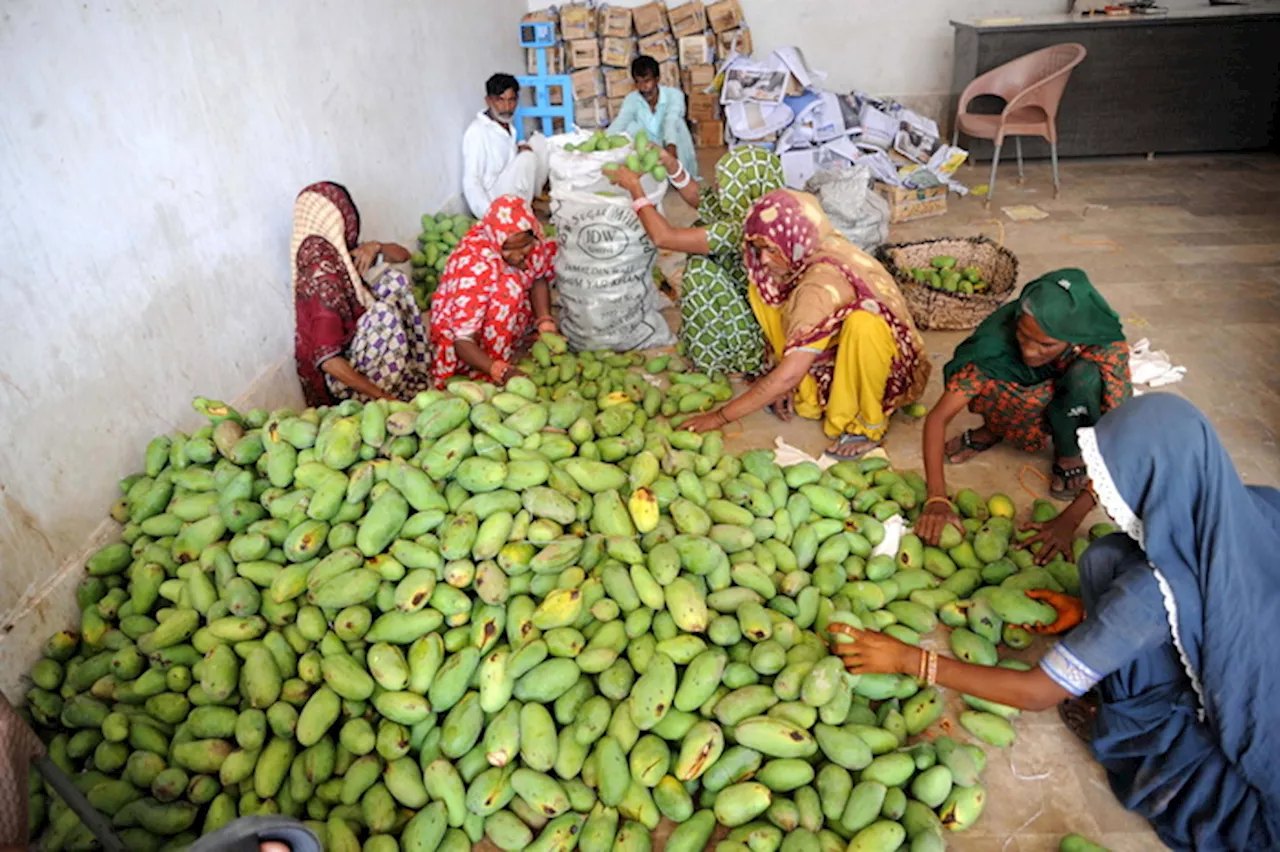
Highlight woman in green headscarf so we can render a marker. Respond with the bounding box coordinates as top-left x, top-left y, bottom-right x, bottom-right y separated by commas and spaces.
916, 269, 1132, 561
607, 147, 785, 375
